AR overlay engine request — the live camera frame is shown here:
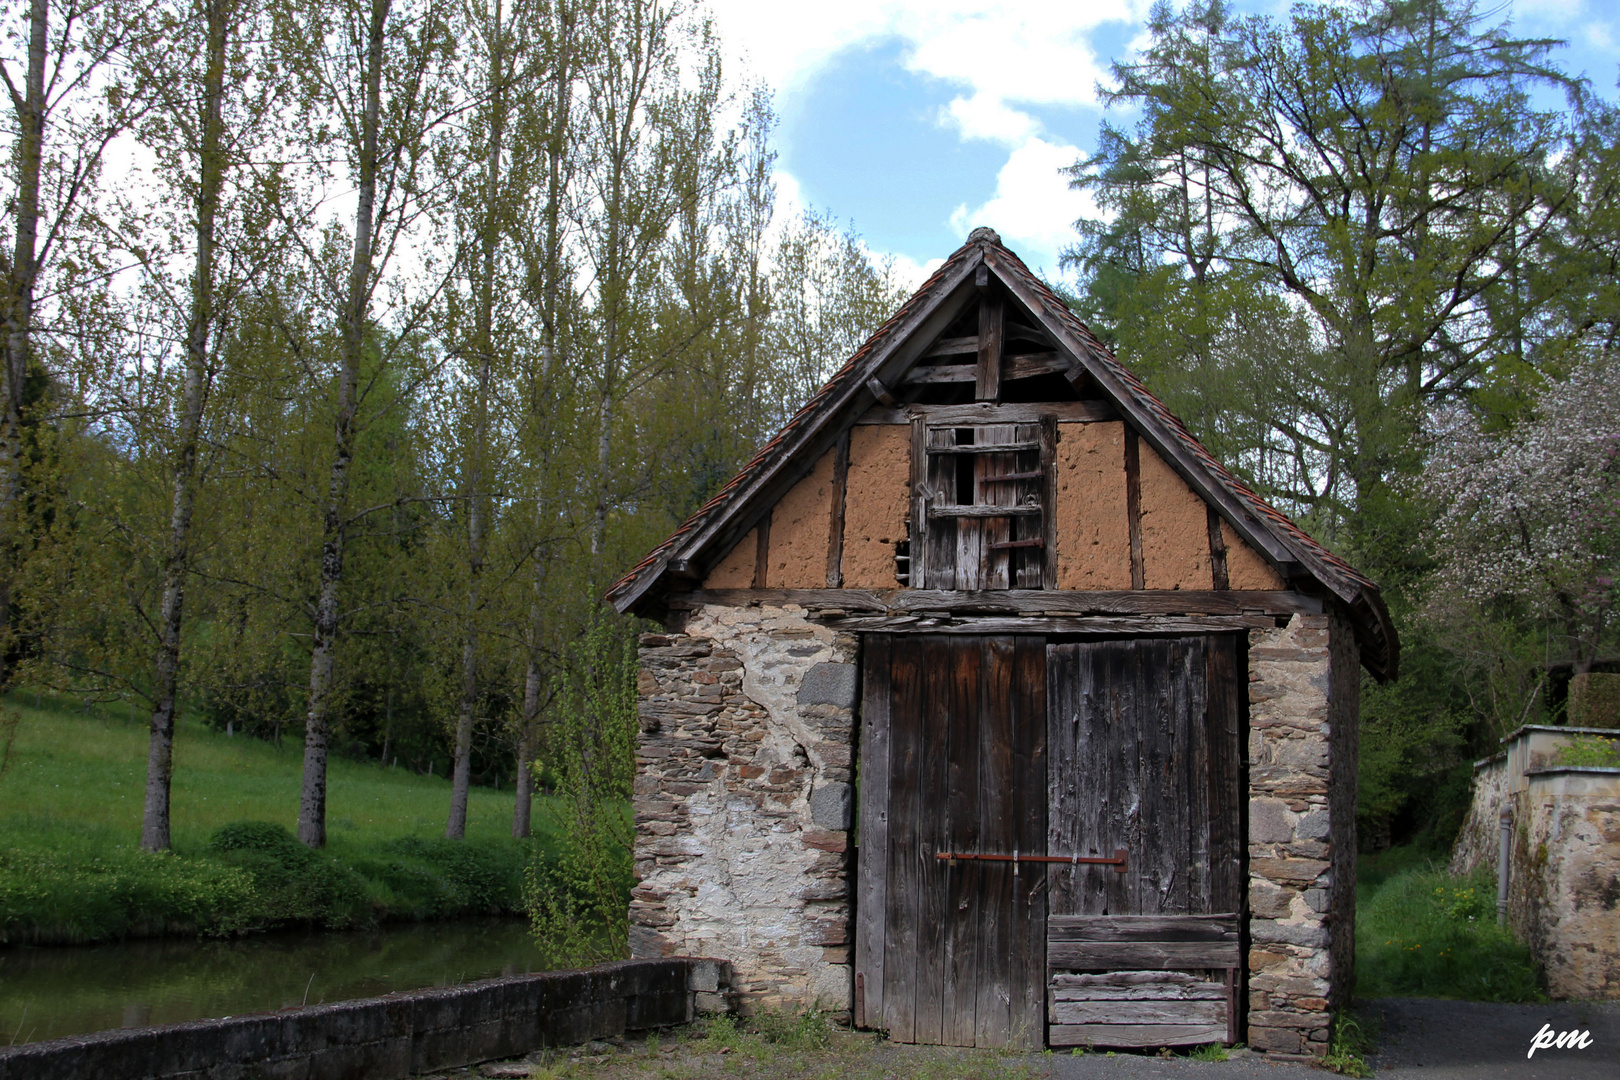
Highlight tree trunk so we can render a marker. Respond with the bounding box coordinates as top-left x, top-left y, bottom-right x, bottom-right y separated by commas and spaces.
0, 0, 48, 693
300, 0, 386, 850
446, 0, 504, 840
142, 0, 229, 852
